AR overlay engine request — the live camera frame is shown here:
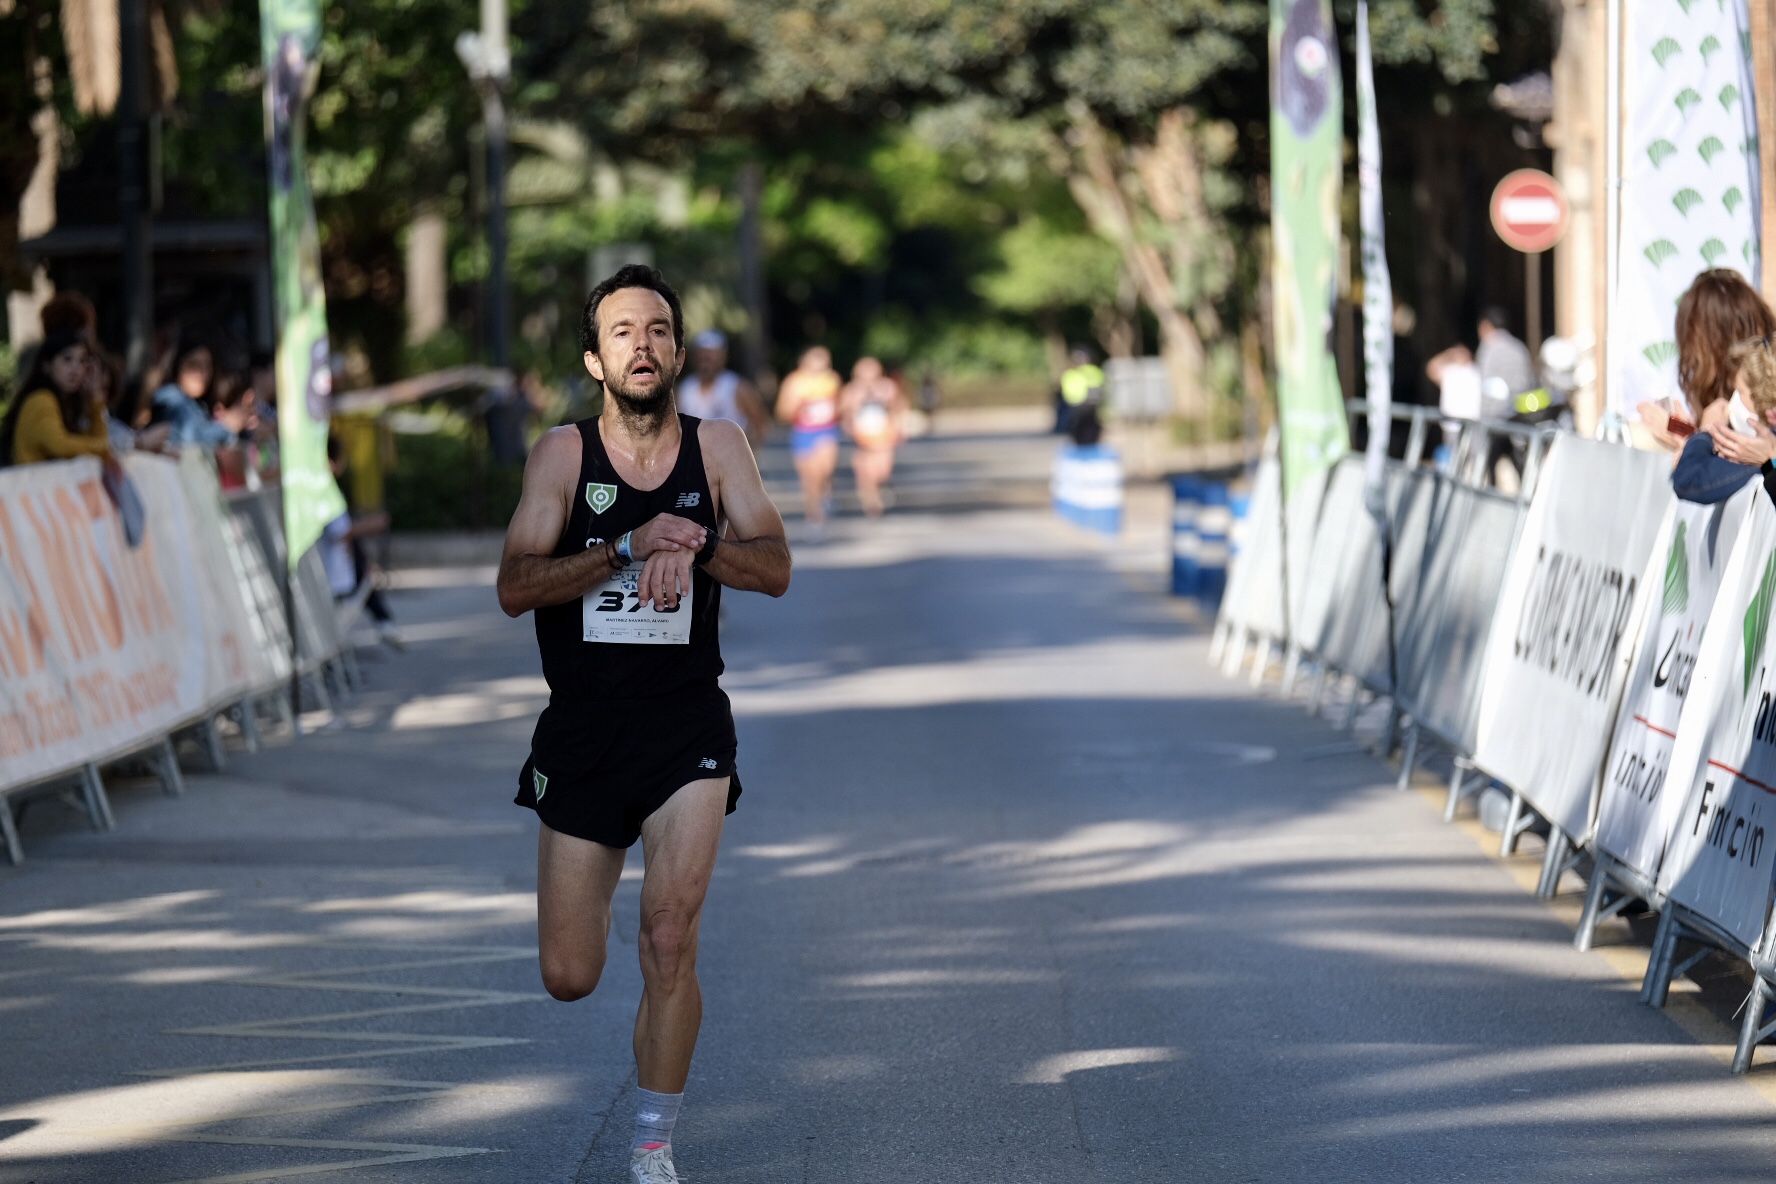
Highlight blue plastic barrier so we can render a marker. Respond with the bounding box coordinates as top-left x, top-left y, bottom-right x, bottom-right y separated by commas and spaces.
1196, 484, 1233, 605
1170, 476, 1203, 596
1052, 445, 1124, 536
